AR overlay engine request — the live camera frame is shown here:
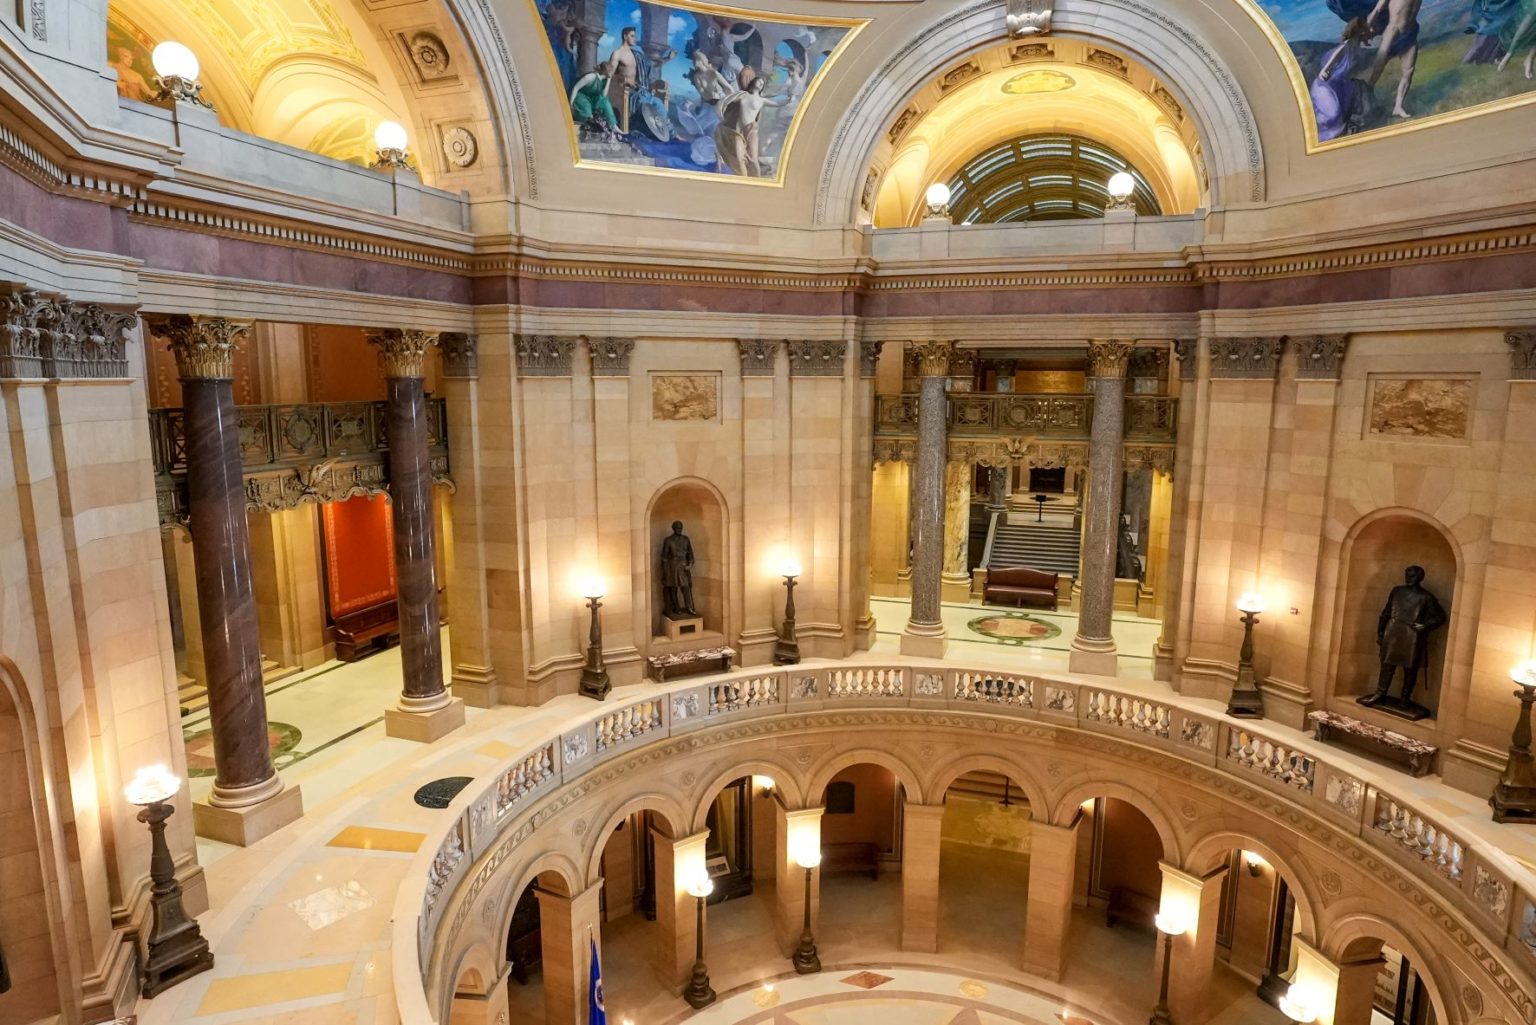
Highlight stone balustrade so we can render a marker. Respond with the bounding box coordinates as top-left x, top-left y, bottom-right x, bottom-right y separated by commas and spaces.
393, 659, 1536, 1024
